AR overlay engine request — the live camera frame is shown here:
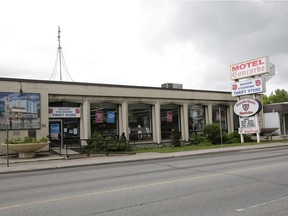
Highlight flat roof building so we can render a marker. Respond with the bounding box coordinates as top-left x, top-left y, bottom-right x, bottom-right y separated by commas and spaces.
0, 77, 238, 154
